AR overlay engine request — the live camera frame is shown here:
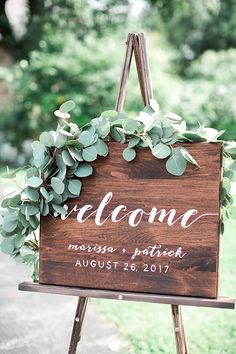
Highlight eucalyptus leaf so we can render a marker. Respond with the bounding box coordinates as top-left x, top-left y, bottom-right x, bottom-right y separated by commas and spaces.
51, 177, 65, 194
111, 128, 125, 143
15, 234, 25, 248
75, 163, 93, 178
68, 179, 82, 195
39, 132, 54, 147
59, 100, 76, 113
221, 187, 228, 200
55, 132, 68, 148
33, 143, 45, 168
222, 177, 231, 194
18, 213, 28, 229
110, 112, 126, 123
2, 217, 17, 233
224, 142, 236, 155
26, 167, 40, 179
40, 187, 50, 200
149, 125, 163, 138
152, 142, 171, 159
21, 203, 39, 216
79, 130, 94, 147
122, 119, 139, 133
14, 254, 24, 264
25, 187, 39, 202
138, 139, 149, 148
1, 194, 21, 208
52, 204, 67, 215
1, 198, 9, 208
181, 131, 207, 142
164, 112, 182, 123
166, 150, 187, 176
166, 135, 178, 145
180, 147, 200, 167
42, 202, 49, 216
20, 245, 35, 258
68, 147, 83, 161
1, 237, 15, 255
123, 148, 136, 162
101, 110, 117, 118
202, 128, 221, 142
27, 176, 43, 188
96, 118, 110, 138
95, 139, 109, 157
59, 129, 73, 137
143, 105, 154, 115
56, 163, 67, 181
128, 137, 140, 148
1, 166, 30, 179
162, 126, 174, 138
3, 195, 21, 208
82, 146, 97, 162
50, 192, 63, 204
61, 149, 75, 166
